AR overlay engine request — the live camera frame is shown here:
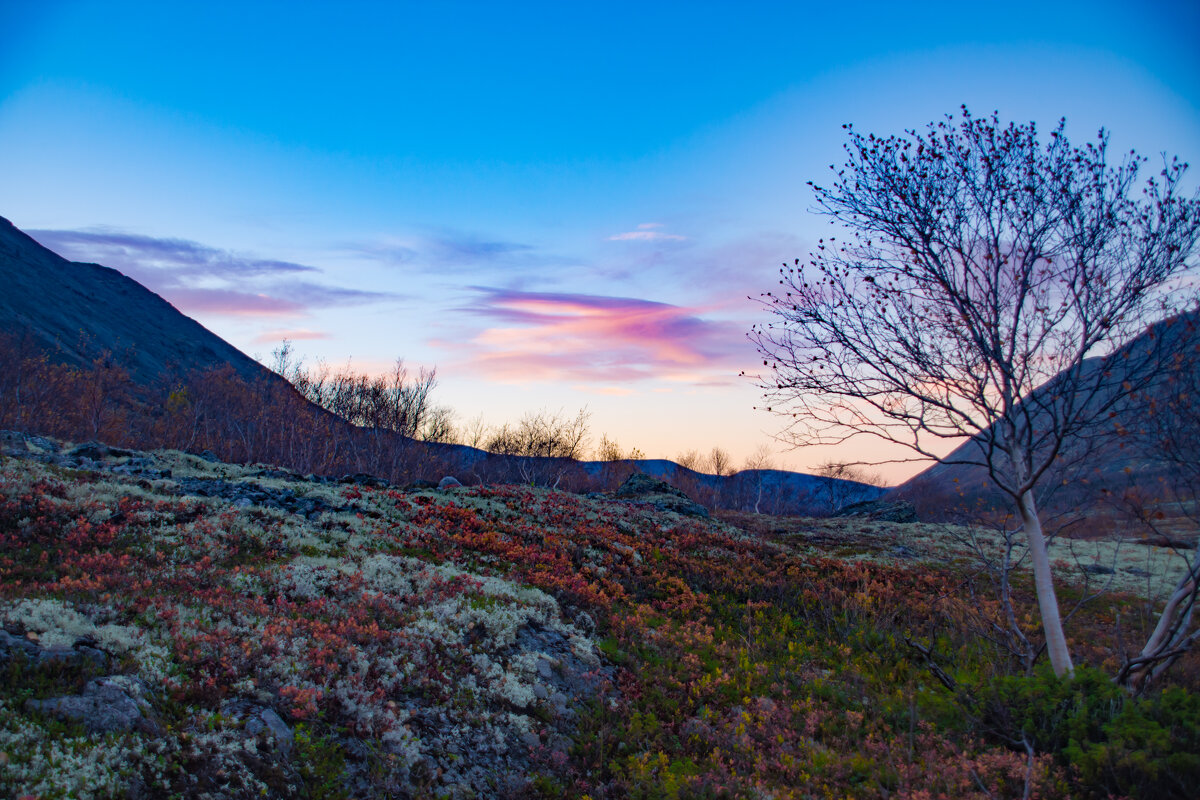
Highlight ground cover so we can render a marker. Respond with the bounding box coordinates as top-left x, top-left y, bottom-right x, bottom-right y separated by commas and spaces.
0, 437, 1196, 798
